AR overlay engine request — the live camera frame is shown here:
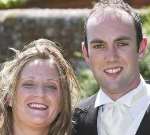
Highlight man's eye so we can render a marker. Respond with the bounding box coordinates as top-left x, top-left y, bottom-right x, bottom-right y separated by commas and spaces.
117, 42, 129, 46
92, 43, 105, 49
